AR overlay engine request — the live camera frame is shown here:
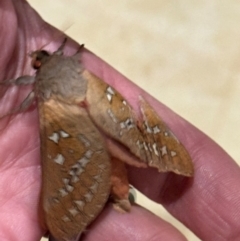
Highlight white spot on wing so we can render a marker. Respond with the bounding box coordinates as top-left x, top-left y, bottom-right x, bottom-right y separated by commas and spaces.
62, 178, 69, 185
136, 140, 143, 149
153, 126, 161, 134
143, 142, 148, 151
125, 118, 135, 130
164, 132, 169, 137
66, 184, 74, 192
171, 151, 177, 157
62, 215, 71, 222
77, 167, 84, 176
78, 157, 90, 167
120, 118, 135, 130
70, 163, 84, 176
90, 182, 99, 193
54, 154, 65, 165
88, 213, 95, 218
53, 198, 59, 203
48, 132, 59, 143
107, 109, 118, 123
106, 86, 115, 95
106, 93, 112, 102
60, 180, 77, 196
98, 164, 105, 169
93, 174, 101, 181
69, 207, 79, 217
120, 122, 125, 129
148, 143, 153, 152
85, 150, 93, 158
152, 143, 159, 156
161, 146, 167, 156
71, 163, 80, 170
106, 86, 115, 103
59, 188, 68, 197
59, 130, 70, 138
144, 121, 152, 133
79, 134, 91, 147
84, 192, 93, 202
74, 200, 85, 210
71, 176, 80, 183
